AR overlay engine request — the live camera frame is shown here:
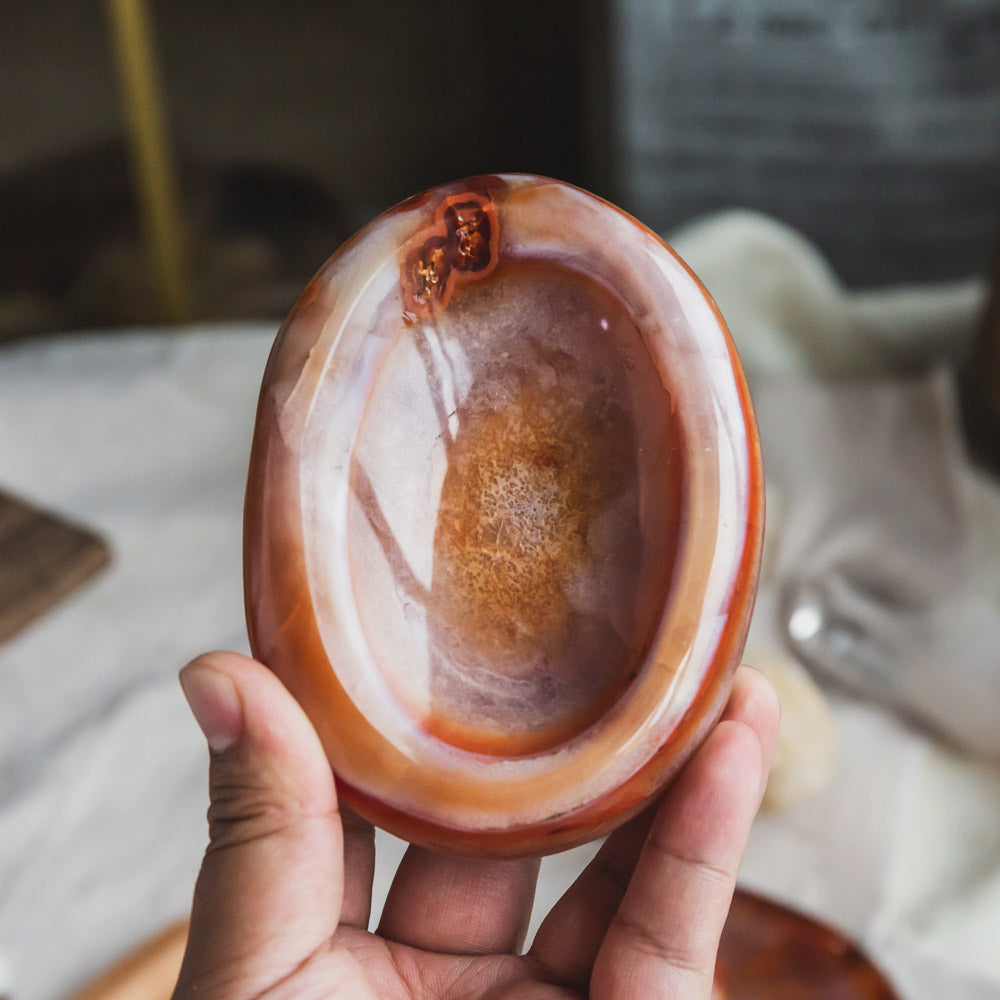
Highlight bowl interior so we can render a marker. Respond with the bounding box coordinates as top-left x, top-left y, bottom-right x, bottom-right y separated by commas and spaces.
338, 256, 683, 756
